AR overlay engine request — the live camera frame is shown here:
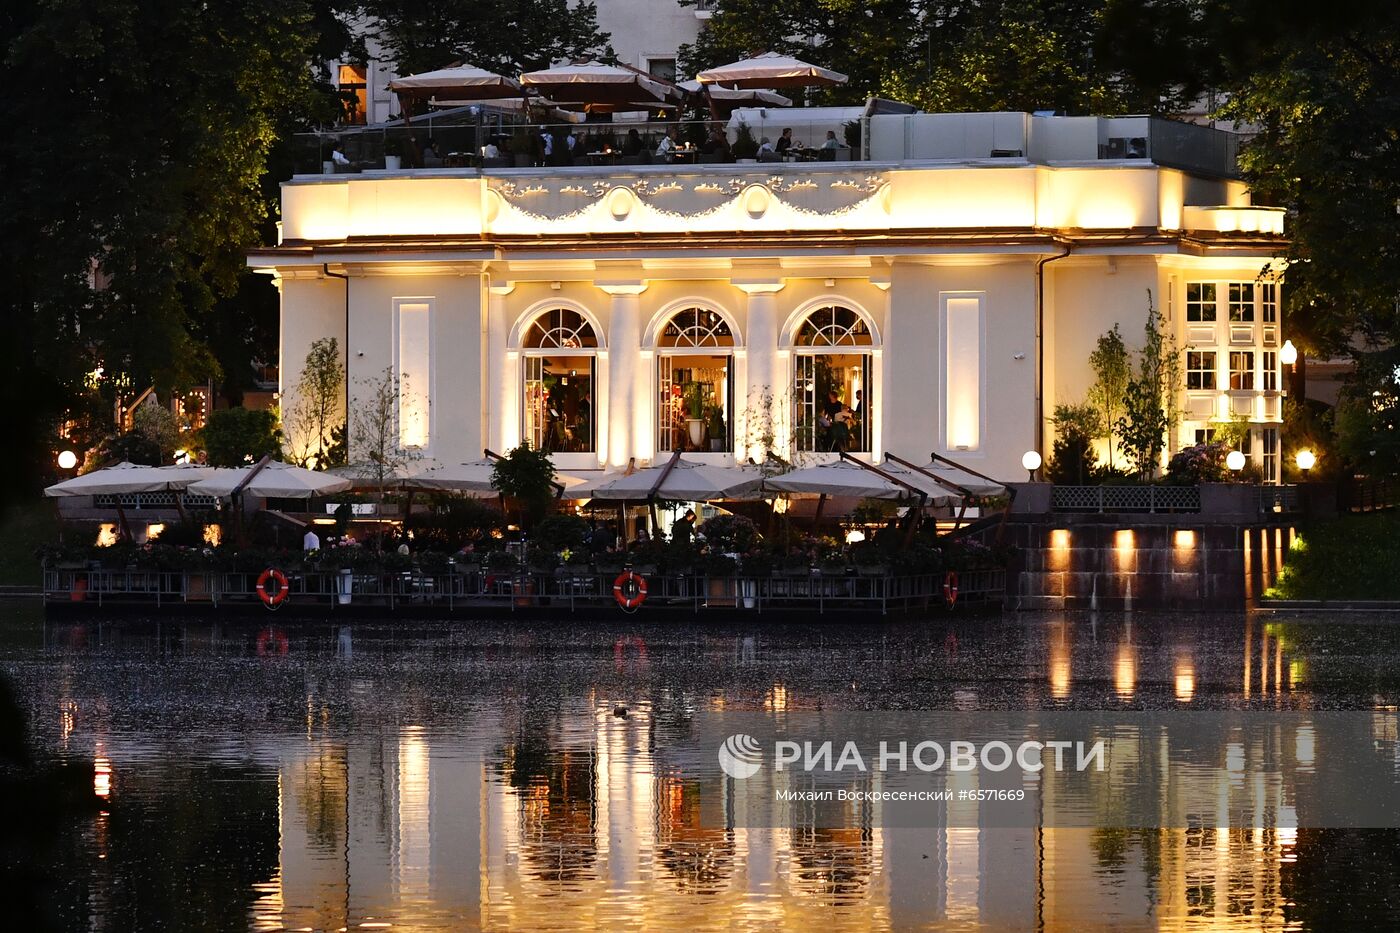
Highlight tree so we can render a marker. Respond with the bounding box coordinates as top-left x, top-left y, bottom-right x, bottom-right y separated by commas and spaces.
283, 337, 346, 469
350, 368, 421, 502
1, 1, 341, 506
490, 444, 557, 528
1114, 294, 1181, 480
199, 408, 283, 468
1048, 403, 1099, 484
361, 0, 613, 78
1088, 325, 1131, 469
1101, 1, 1400, 351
